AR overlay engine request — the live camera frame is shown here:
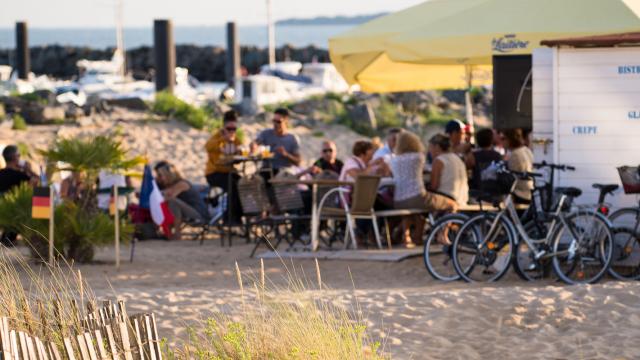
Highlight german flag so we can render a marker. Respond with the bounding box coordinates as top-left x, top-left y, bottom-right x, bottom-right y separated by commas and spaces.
109, 195, 116, 216
32, 187, 51, 219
